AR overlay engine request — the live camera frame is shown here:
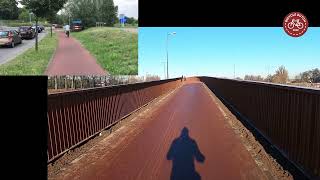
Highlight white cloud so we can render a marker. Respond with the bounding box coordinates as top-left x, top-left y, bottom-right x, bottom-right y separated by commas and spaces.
114, 0, 138, 19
